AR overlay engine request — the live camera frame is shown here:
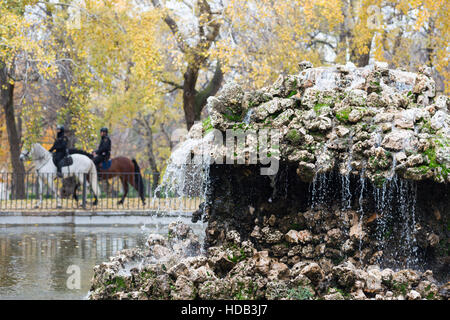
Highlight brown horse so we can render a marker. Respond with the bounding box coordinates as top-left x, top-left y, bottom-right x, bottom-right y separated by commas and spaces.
98, 156, 146, 205
68, 150, 146, 205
